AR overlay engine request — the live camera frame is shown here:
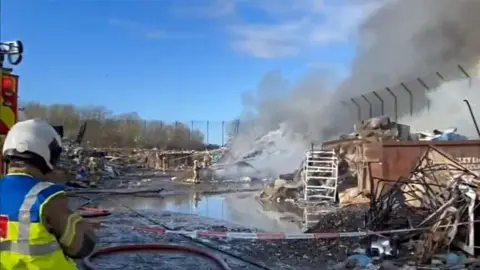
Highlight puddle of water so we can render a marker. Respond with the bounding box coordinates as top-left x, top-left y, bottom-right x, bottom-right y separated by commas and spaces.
100, 192, 306, 233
